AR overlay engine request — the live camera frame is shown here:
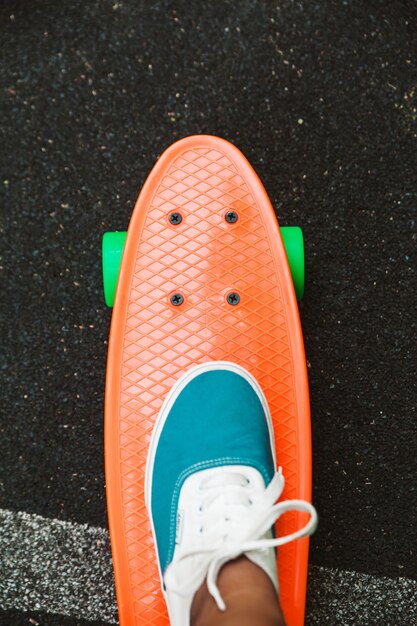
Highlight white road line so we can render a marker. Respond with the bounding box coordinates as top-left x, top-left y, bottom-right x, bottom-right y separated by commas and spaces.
307, 565, 417, 625
0, 509, 117, 623
0, 508, 416, 624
